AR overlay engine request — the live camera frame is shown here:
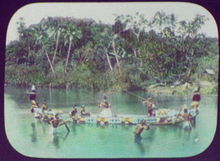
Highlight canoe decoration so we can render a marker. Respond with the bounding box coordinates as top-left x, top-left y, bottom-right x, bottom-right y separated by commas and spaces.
31, 107, 198, 126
